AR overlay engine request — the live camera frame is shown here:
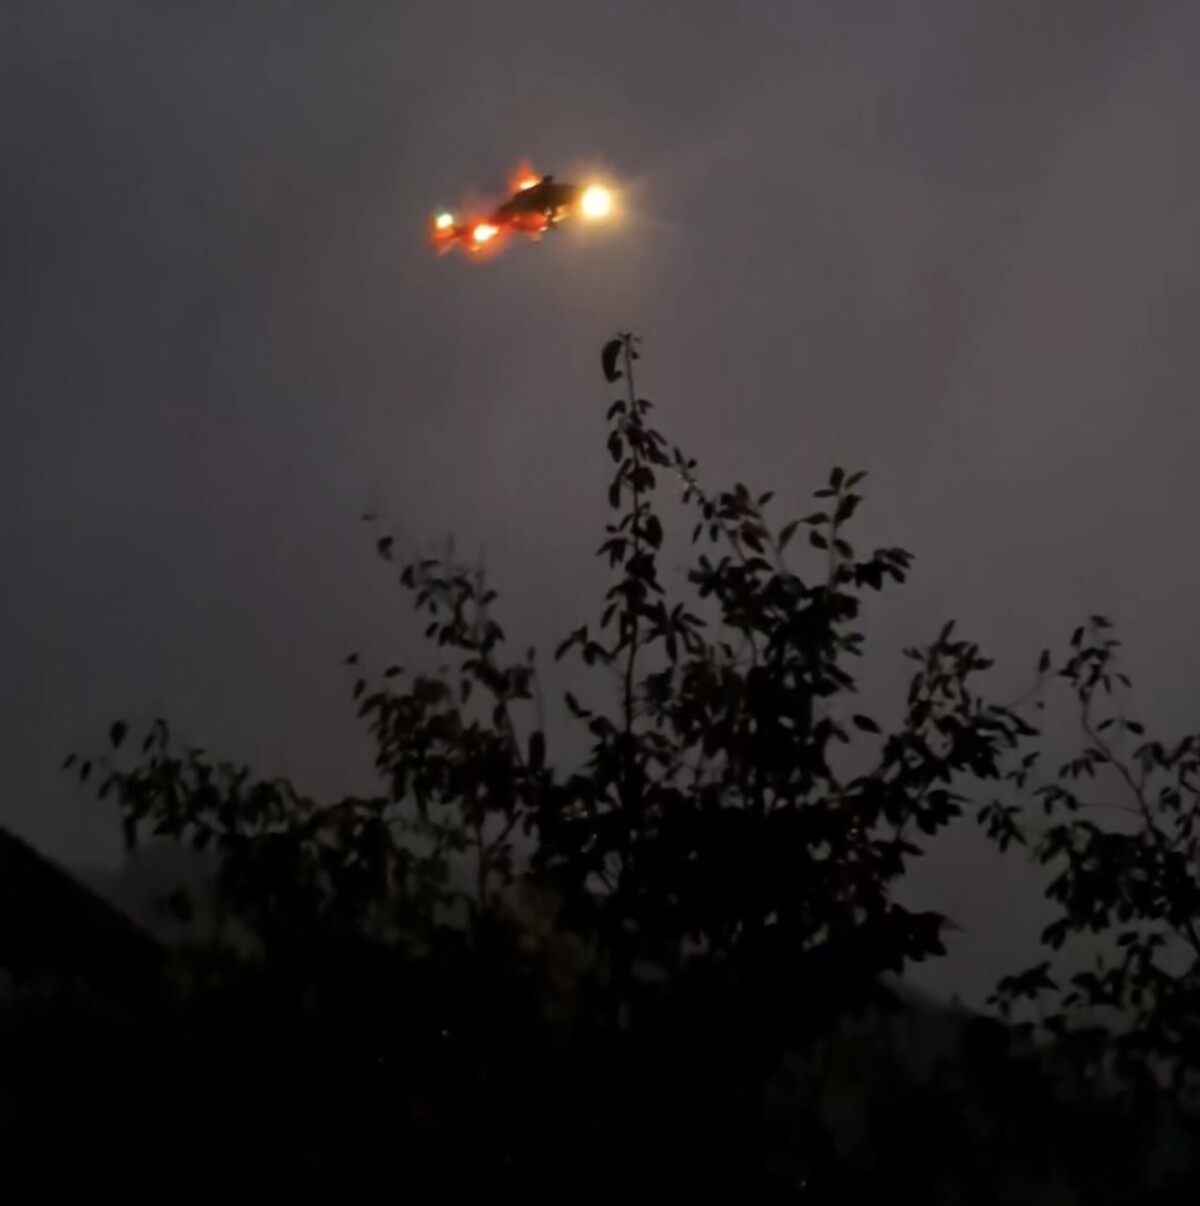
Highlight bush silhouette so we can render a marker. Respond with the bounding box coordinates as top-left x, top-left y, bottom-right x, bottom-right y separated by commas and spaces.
29, 333, 1196, 1199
